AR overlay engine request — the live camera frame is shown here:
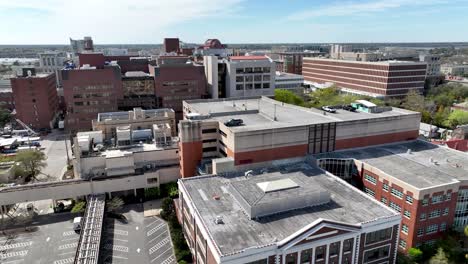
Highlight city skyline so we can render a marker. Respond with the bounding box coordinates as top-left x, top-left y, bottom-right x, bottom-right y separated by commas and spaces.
1, 0, 468, 44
